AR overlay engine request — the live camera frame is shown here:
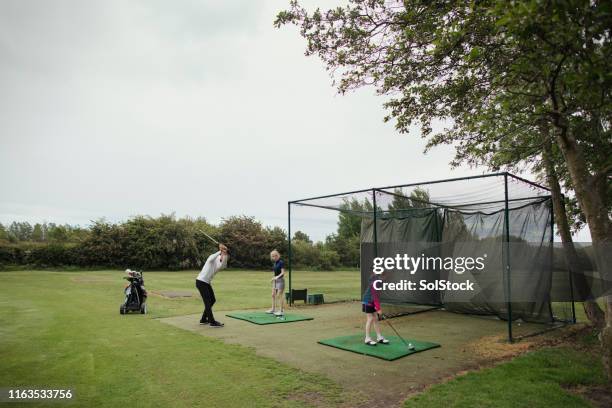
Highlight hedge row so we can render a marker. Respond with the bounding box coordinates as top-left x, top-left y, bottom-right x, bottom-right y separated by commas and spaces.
0, 215, 358, 270
0, 244, 81, 268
